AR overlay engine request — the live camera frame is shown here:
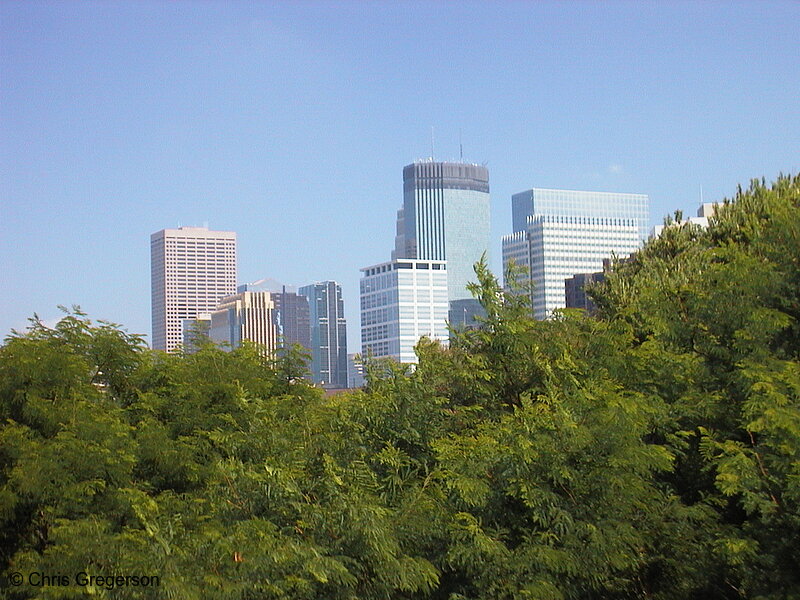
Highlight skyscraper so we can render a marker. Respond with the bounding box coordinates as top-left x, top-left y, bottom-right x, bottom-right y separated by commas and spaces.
511, 188, 649, 242
273, 289, 311, 353
359, 160, 490, 364
299, 281, 347, 388
502, 188, 648, 320
239, 281, 311, 353
209, 291, 279, 354
360, 258, 449, 363
394, 160, 491, 304
150, 226, 237, 352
